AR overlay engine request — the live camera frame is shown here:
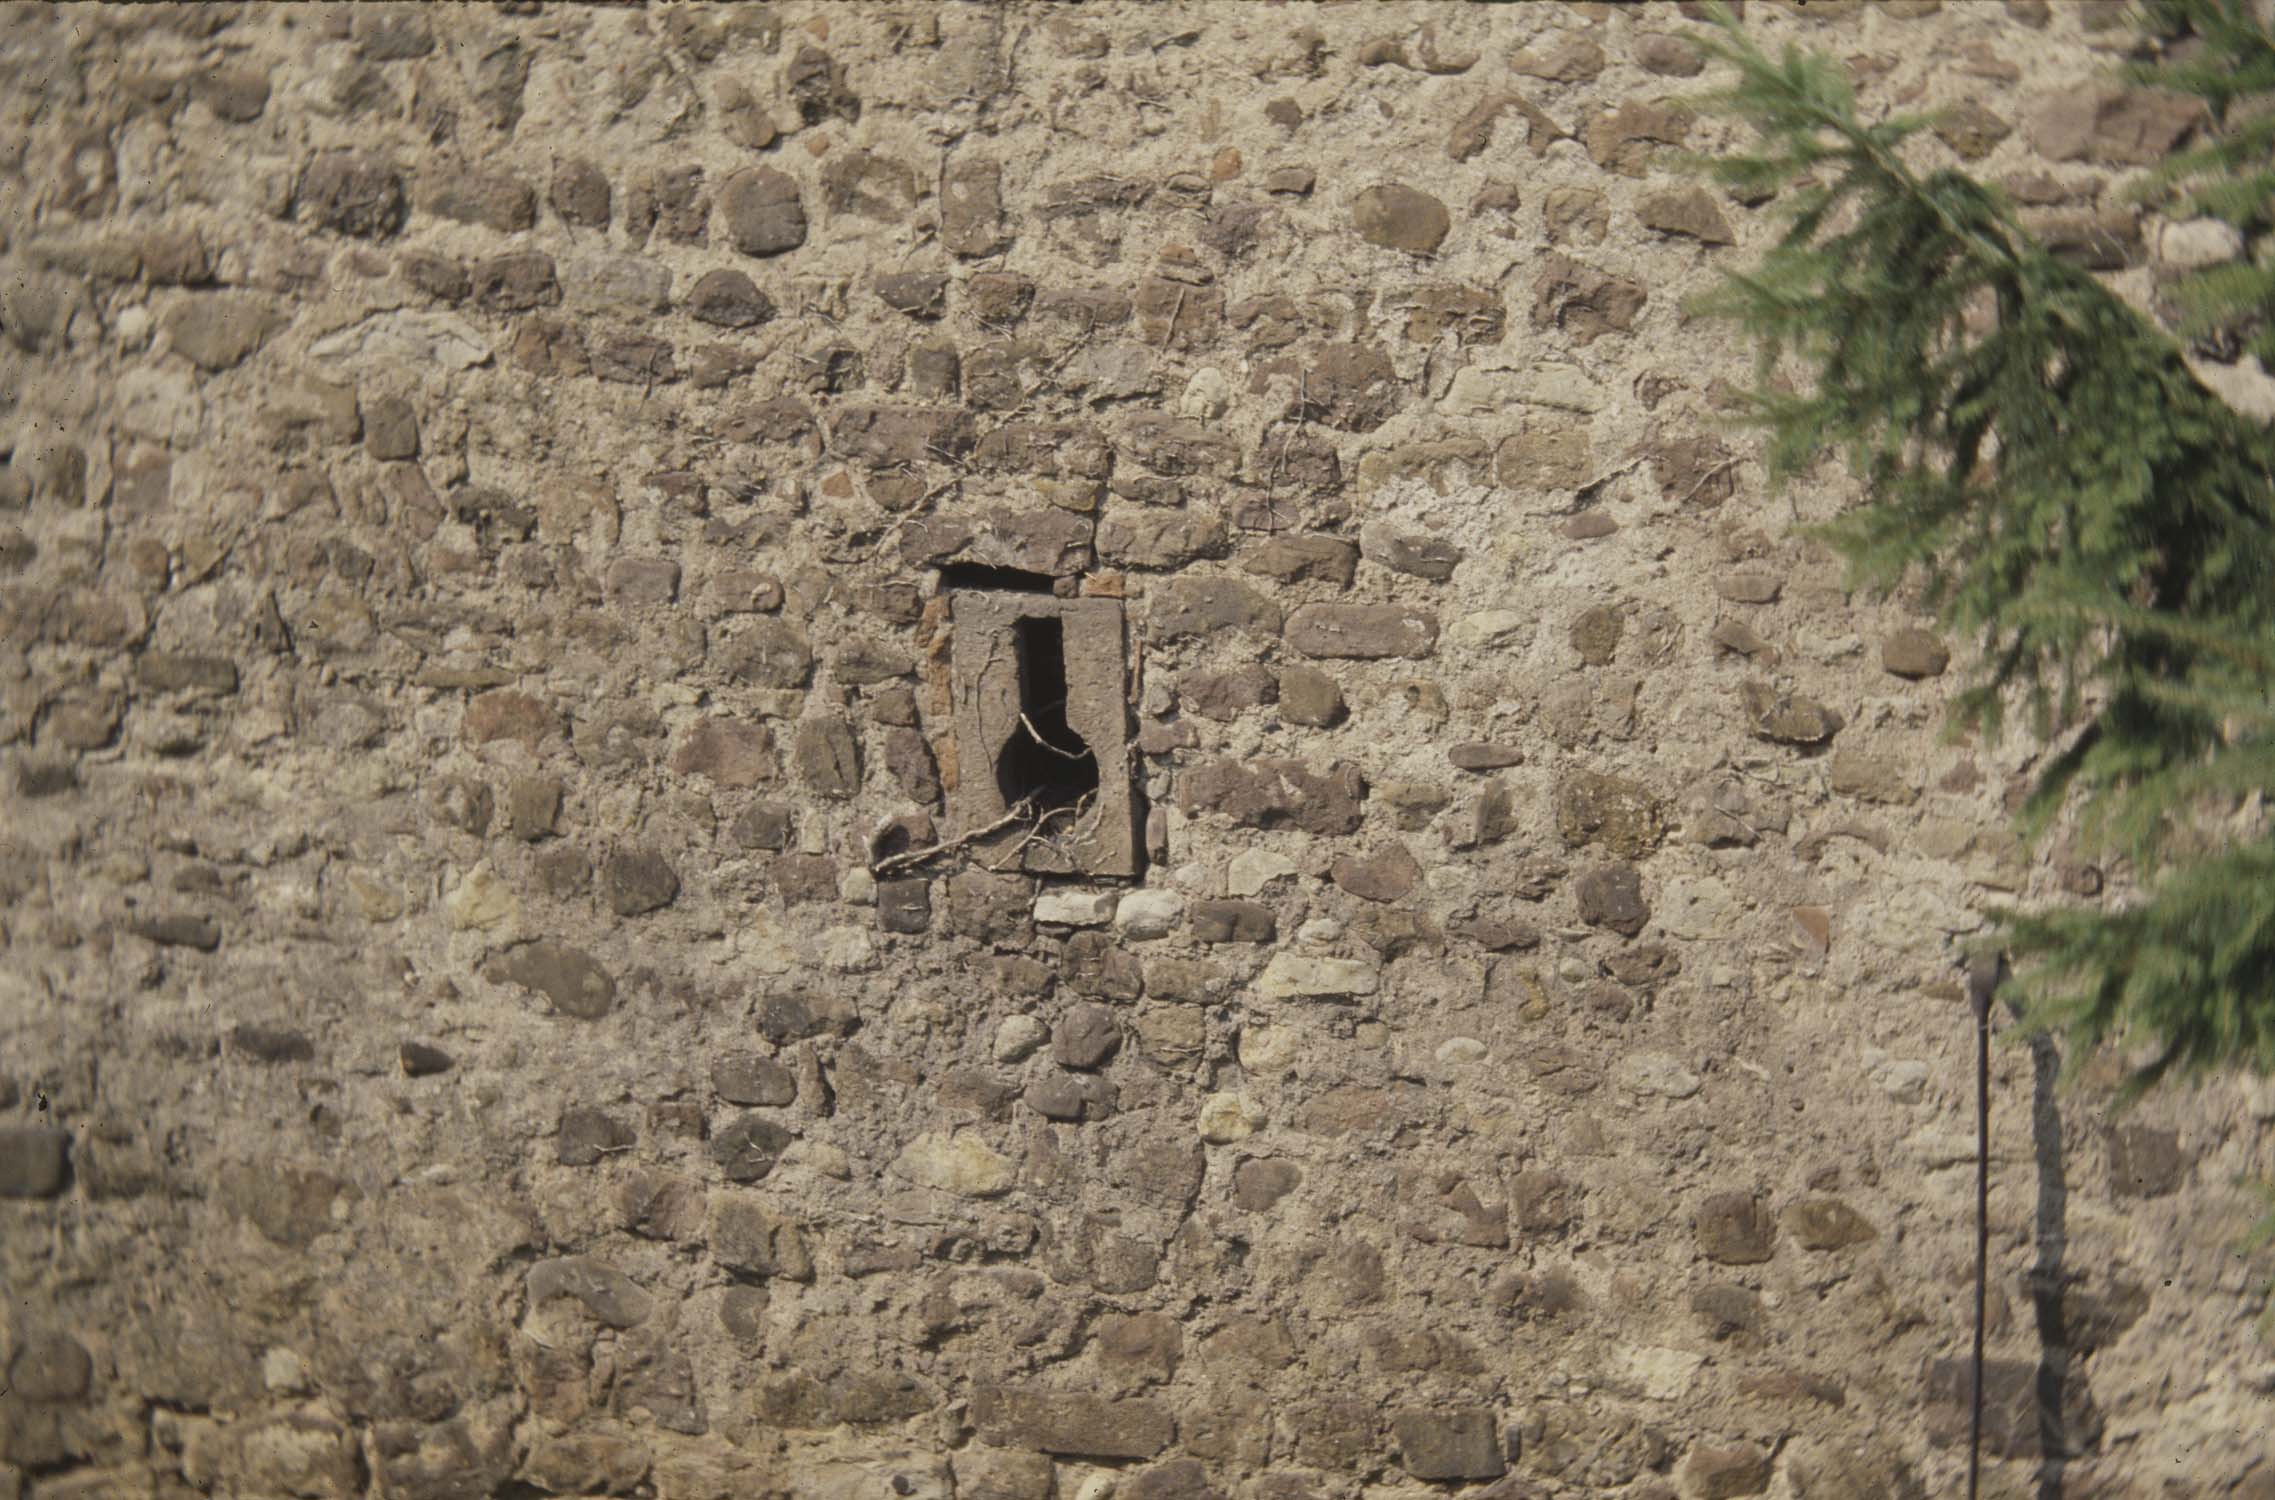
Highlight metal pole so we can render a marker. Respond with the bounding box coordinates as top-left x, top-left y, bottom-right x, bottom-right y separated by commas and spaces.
1966, 952, 2004, 1500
